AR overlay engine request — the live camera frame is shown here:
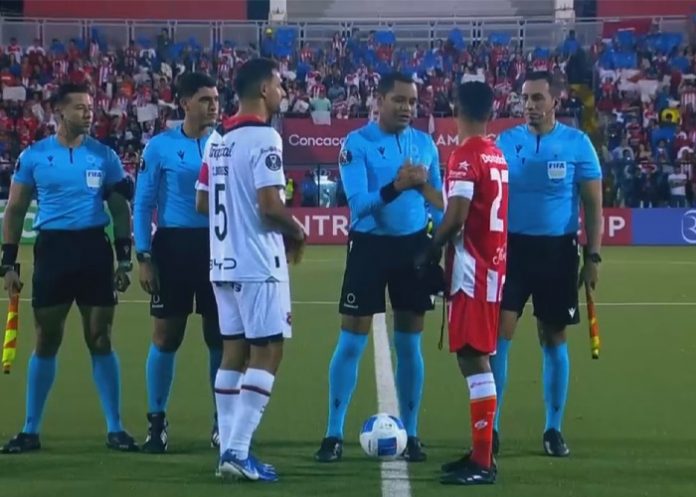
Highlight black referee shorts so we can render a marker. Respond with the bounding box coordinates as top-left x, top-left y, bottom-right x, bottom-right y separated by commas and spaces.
338, 230, 435, 316
501, 233, 580, 328
32, 228, 117, 308
150, 228, 216, 319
